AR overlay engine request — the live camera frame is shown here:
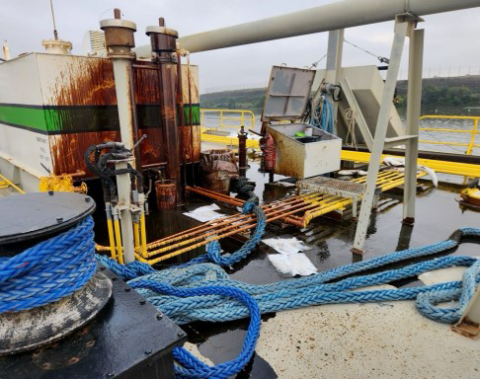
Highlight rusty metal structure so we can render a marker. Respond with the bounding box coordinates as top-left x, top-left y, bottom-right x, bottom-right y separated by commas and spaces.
0, 11, 201, 196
